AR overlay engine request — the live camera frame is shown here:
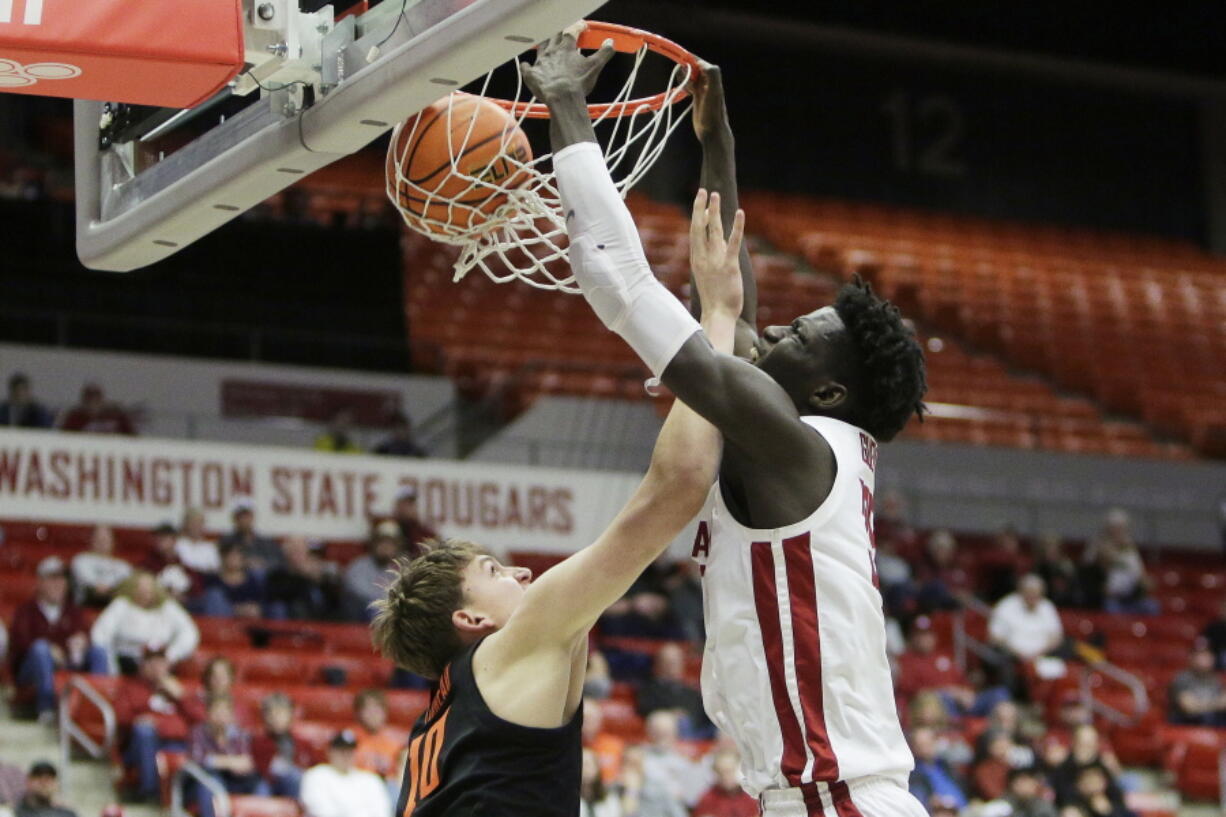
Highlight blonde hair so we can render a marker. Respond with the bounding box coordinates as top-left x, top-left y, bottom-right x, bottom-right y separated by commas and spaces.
370, 538, 489, 679
117, 570, 168, 607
